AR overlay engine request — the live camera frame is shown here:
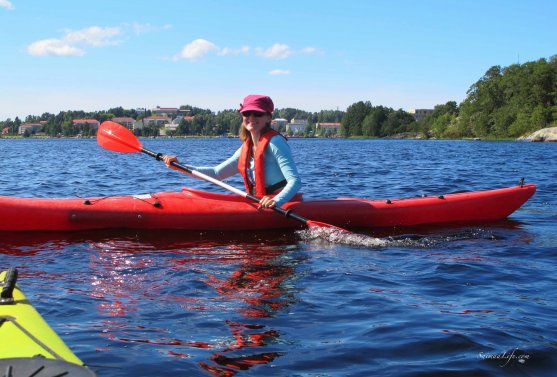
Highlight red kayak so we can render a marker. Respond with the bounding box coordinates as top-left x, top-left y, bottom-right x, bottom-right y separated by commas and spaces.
0, 184, 536, 232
